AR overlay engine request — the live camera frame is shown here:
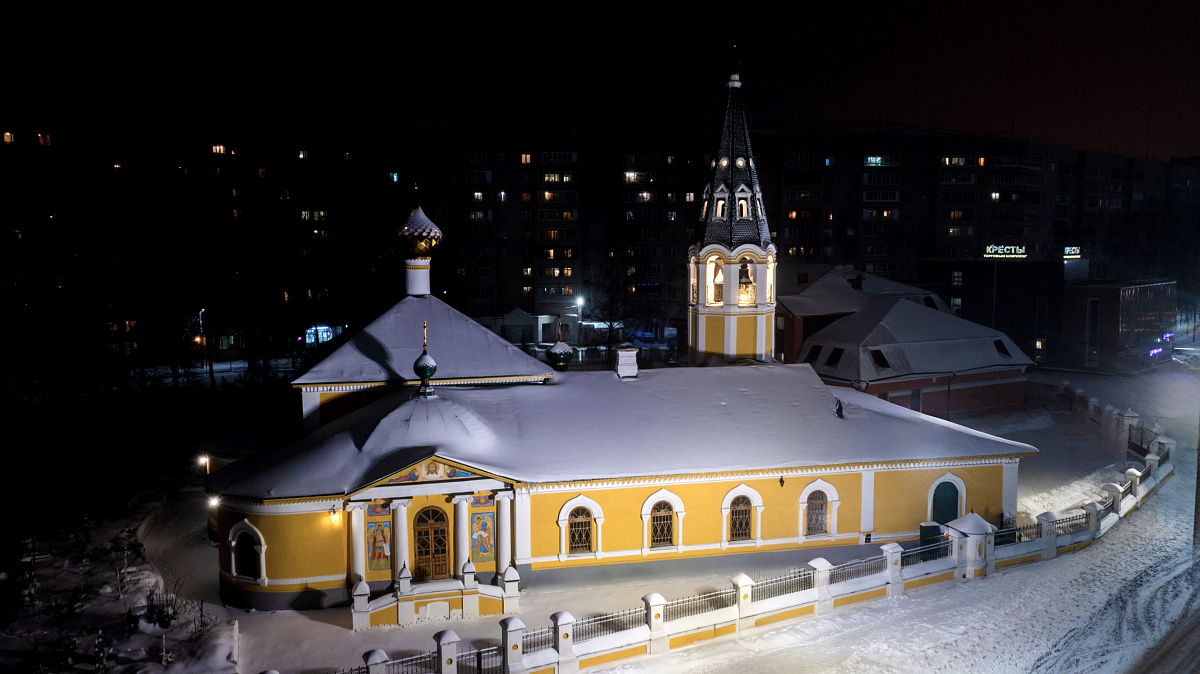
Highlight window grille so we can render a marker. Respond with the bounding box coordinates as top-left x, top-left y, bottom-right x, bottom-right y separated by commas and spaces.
806, 491, 828, 535
650, 501, 674, 547
729, 496, 752, 541
568, 507, 593, 554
